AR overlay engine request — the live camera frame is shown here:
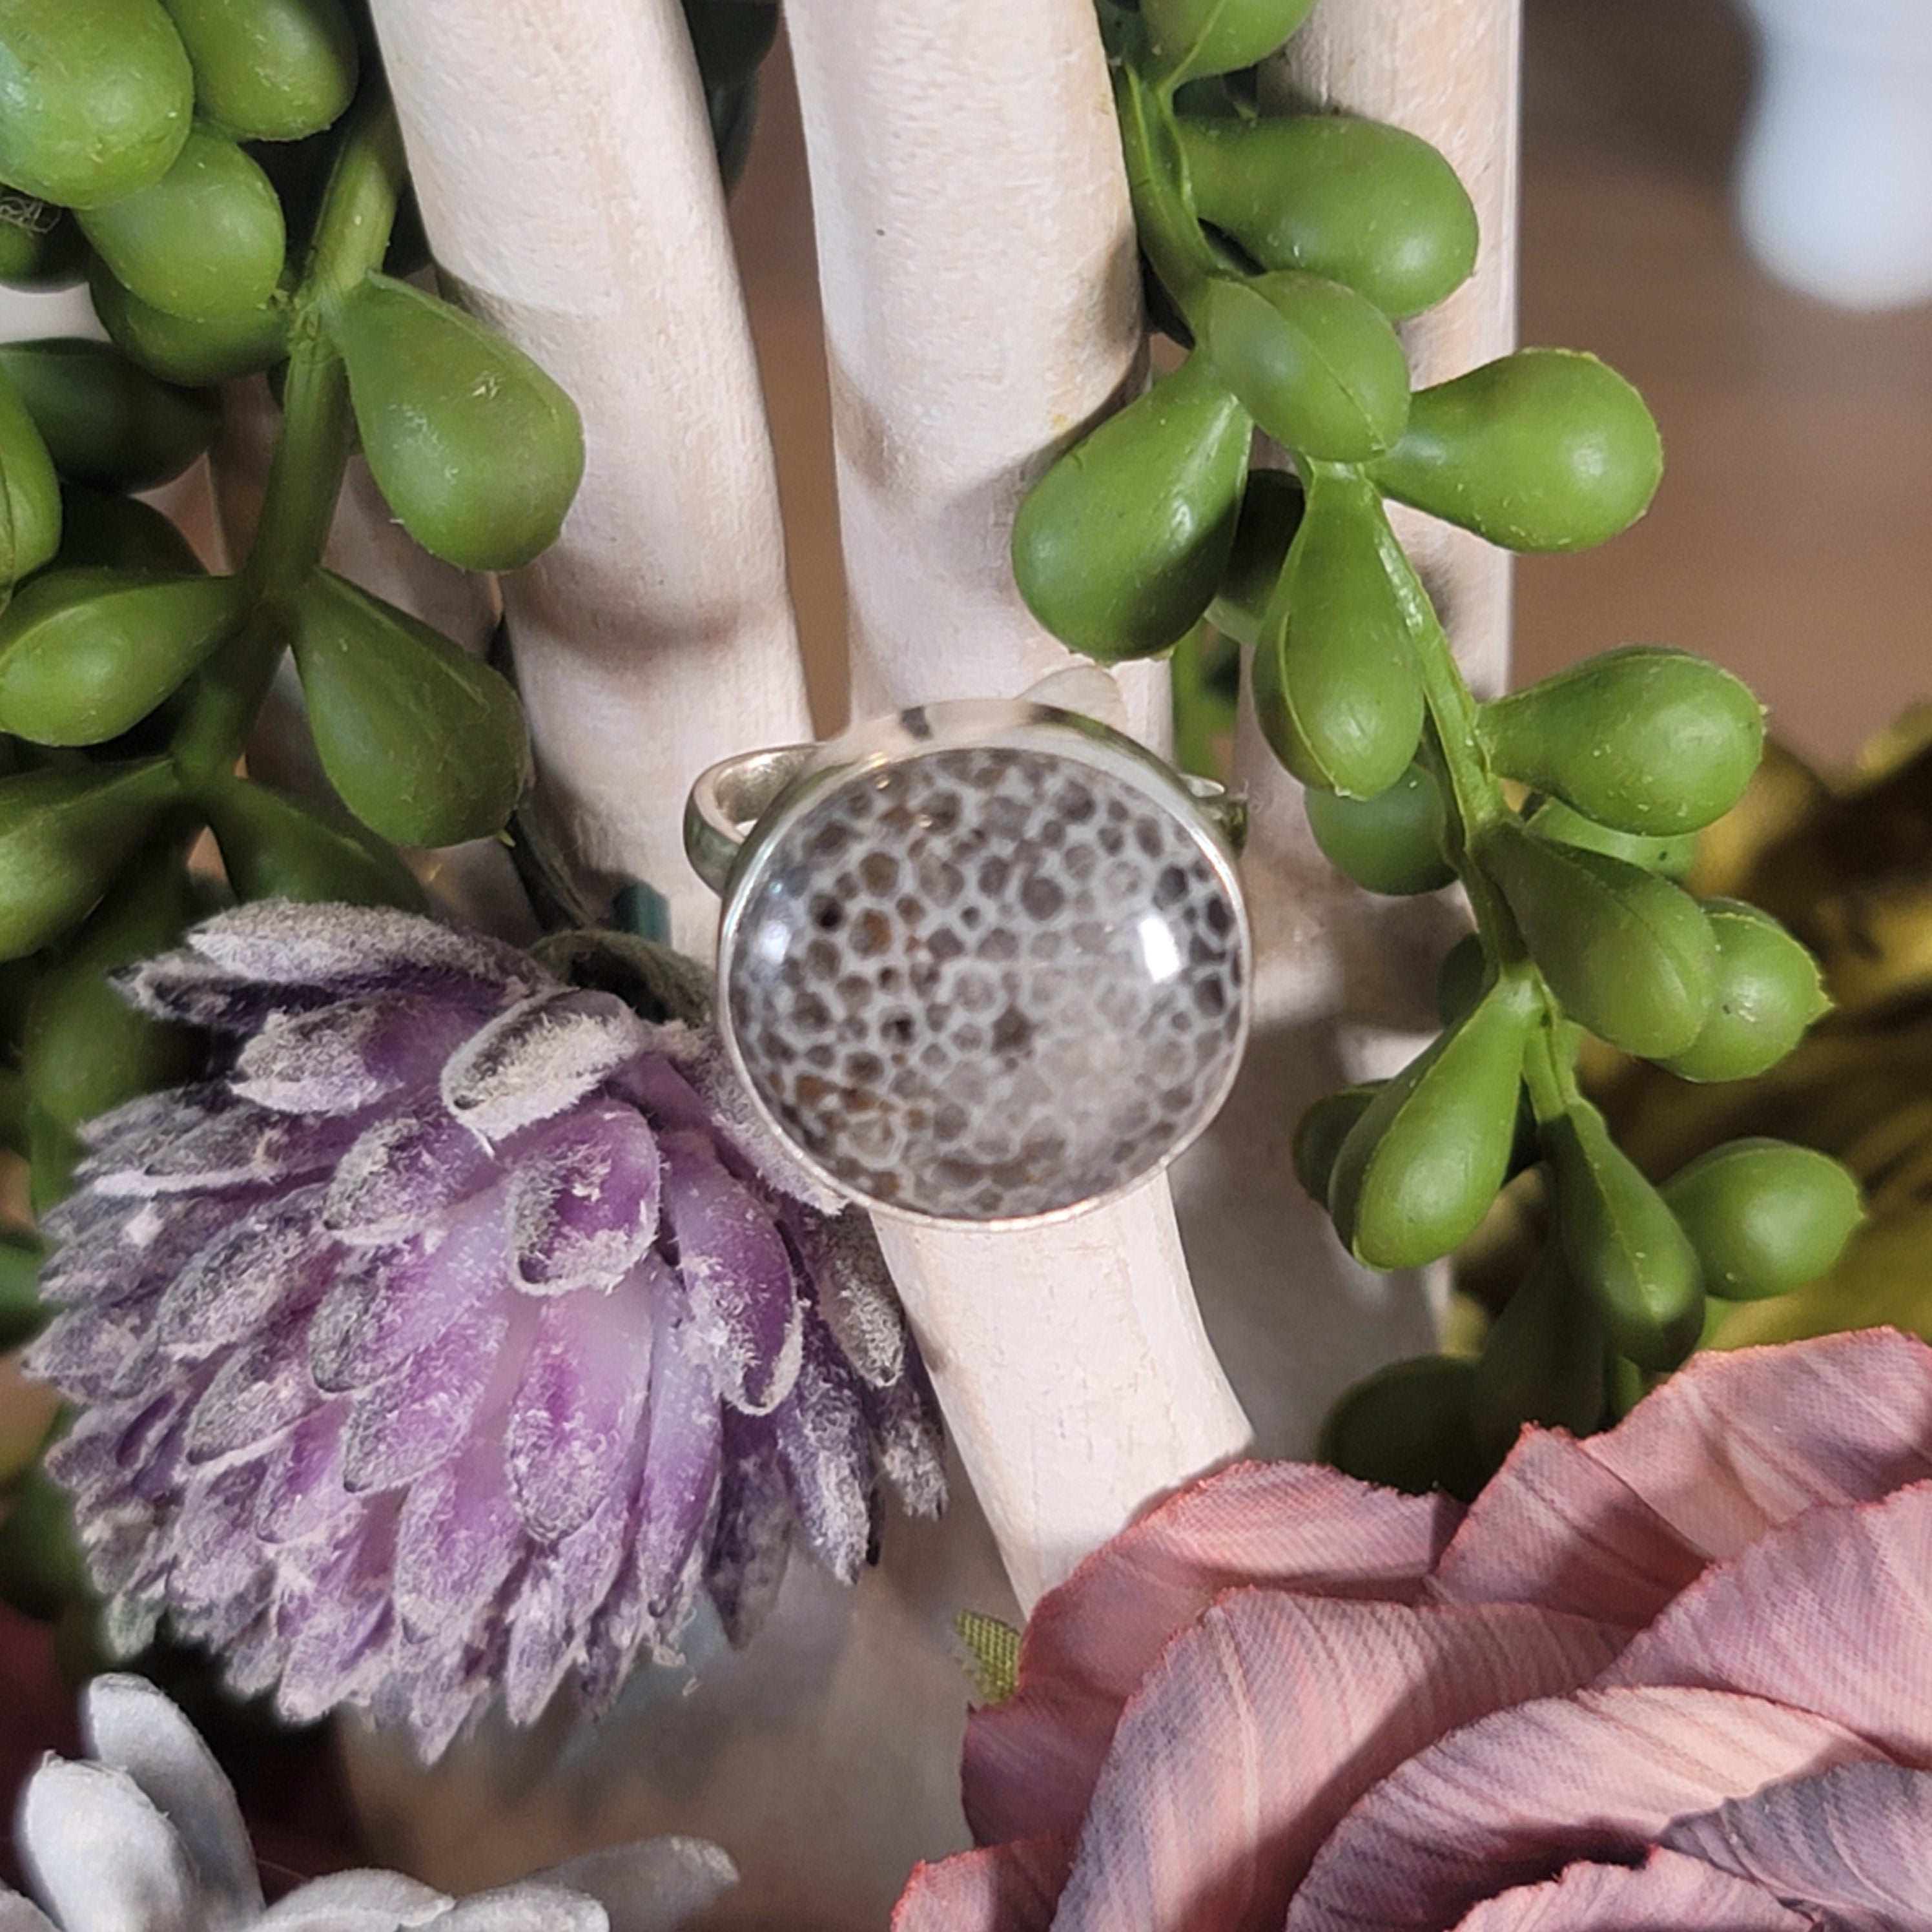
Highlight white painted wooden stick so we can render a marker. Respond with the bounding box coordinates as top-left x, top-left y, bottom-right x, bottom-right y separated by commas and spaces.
787, 0, 1252, 1610
366, 0, 810, 952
